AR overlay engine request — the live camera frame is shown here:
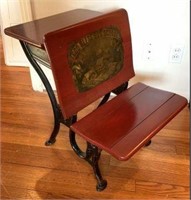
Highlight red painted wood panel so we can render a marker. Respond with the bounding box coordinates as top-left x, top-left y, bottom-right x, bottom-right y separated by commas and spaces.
44, 9, 135, 118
